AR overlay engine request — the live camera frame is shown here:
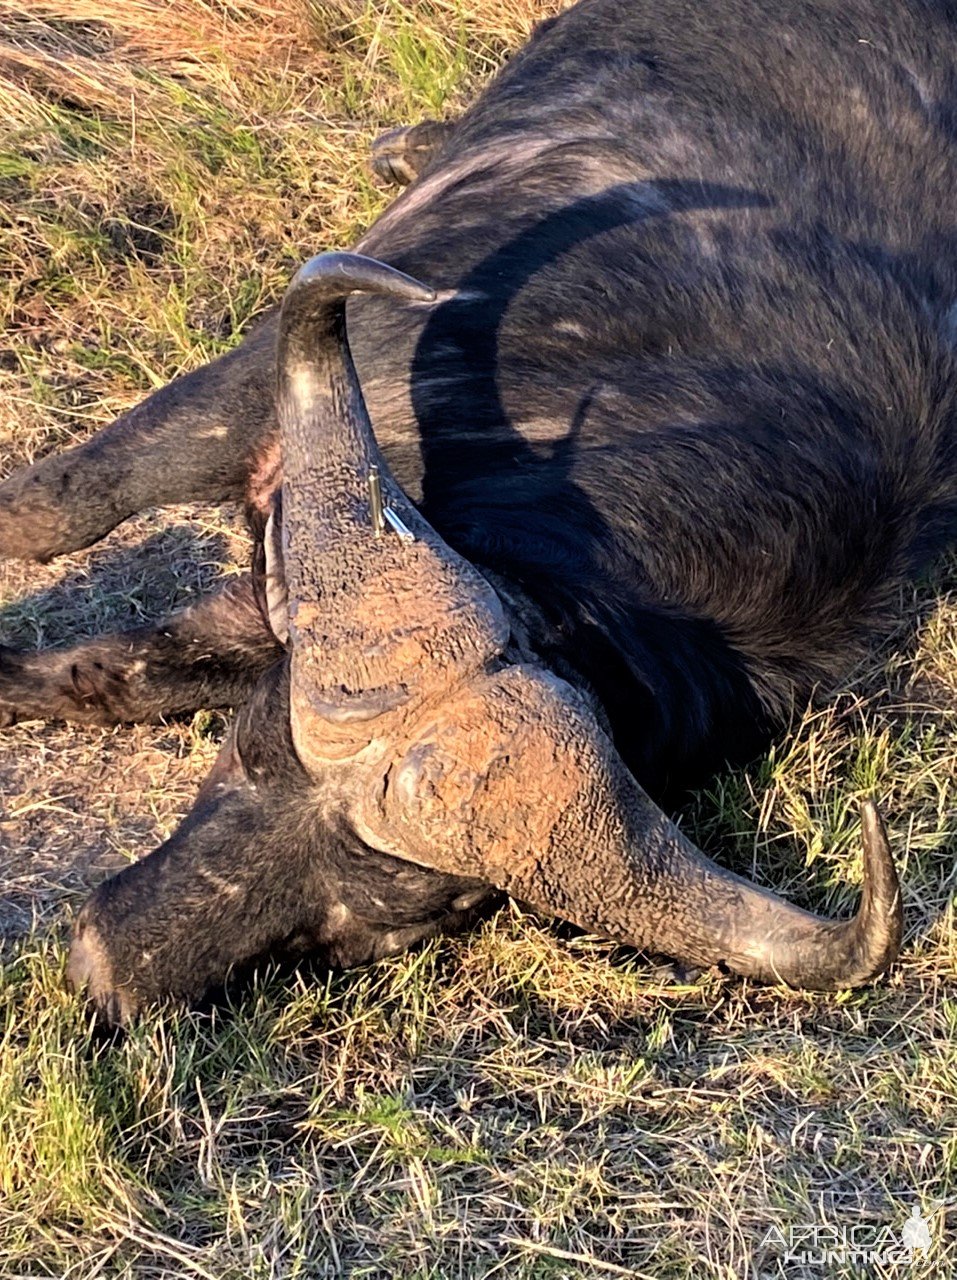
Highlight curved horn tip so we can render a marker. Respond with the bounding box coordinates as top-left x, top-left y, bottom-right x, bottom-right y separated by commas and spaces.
730, 796, 903, 992
798, 796, 902, 991
291, 251, 436, 305
859, 796, 903, 948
